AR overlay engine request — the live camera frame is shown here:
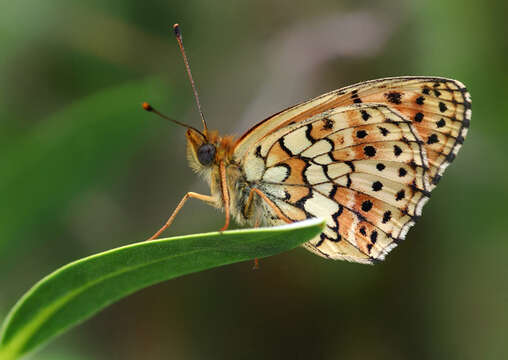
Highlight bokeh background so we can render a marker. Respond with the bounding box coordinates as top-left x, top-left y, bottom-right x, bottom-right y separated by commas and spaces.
1, 0, 507, 359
